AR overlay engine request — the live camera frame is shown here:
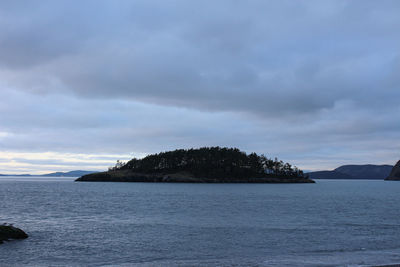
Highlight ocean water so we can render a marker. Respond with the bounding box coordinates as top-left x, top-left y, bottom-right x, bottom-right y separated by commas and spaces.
1, 177, 400, 267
